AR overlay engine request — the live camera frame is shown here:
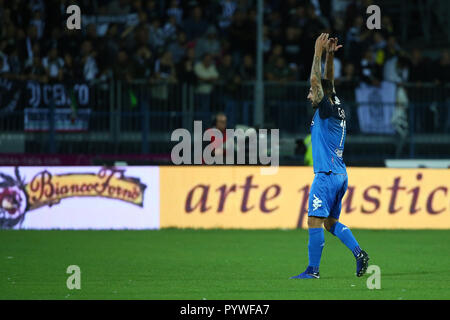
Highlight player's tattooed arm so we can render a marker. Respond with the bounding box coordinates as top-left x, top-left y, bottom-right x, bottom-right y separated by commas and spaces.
310, 33, 328, 105
324, 37, 343, 94
324, 44, 334, 91
310, 55, 324, 104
